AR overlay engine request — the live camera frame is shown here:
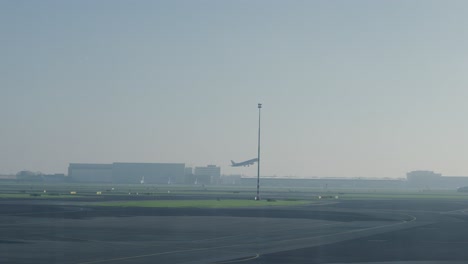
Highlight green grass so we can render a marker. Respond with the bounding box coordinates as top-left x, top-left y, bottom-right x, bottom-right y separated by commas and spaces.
96, 199, 312, 208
